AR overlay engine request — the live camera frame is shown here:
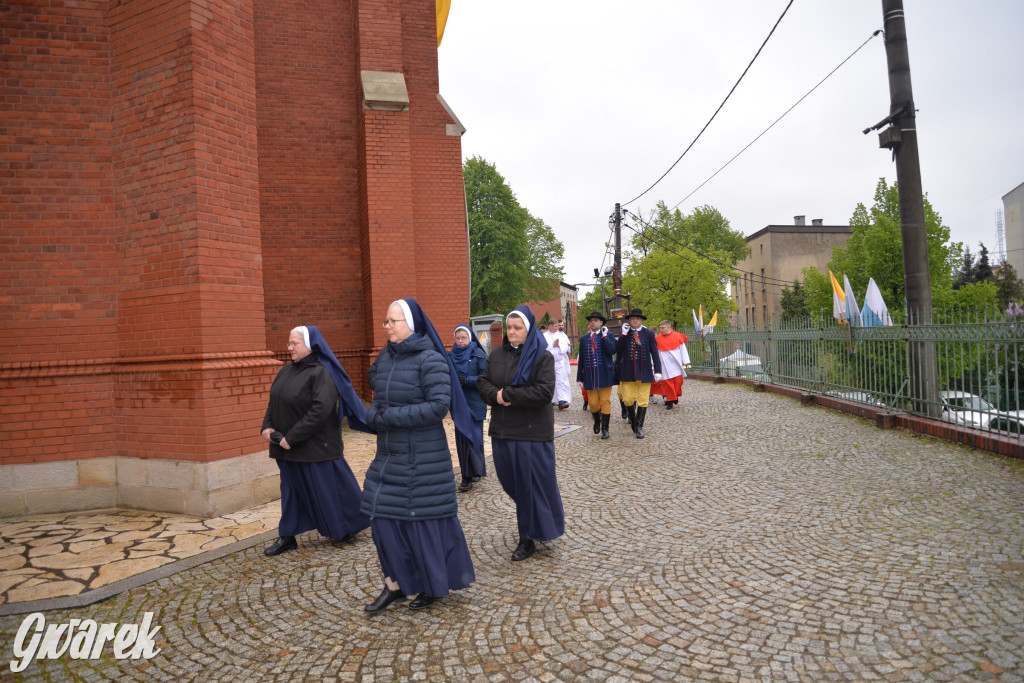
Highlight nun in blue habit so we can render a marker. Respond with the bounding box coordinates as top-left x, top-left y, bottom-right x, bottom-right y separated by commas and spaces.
477, 306, 565, 562
361, 298, 480, 613
261, 325, 371, 556
449, 323, 488, 491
